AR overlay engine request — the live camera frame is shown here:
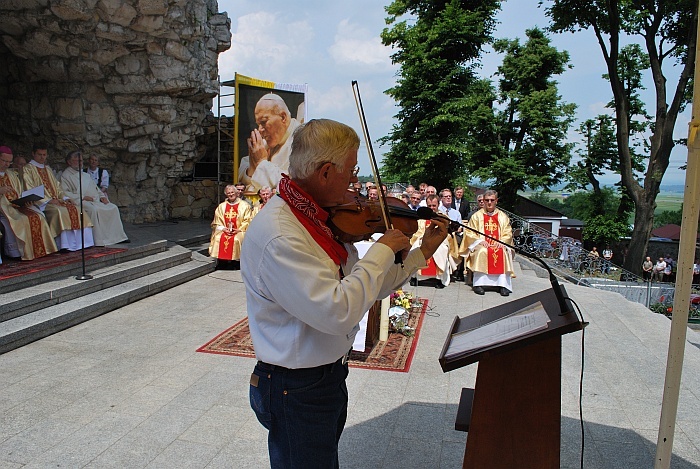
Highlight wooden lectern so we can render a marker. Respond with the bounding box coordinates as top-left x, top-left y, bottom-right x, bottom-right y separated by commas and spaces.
439, 287, 584, 469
